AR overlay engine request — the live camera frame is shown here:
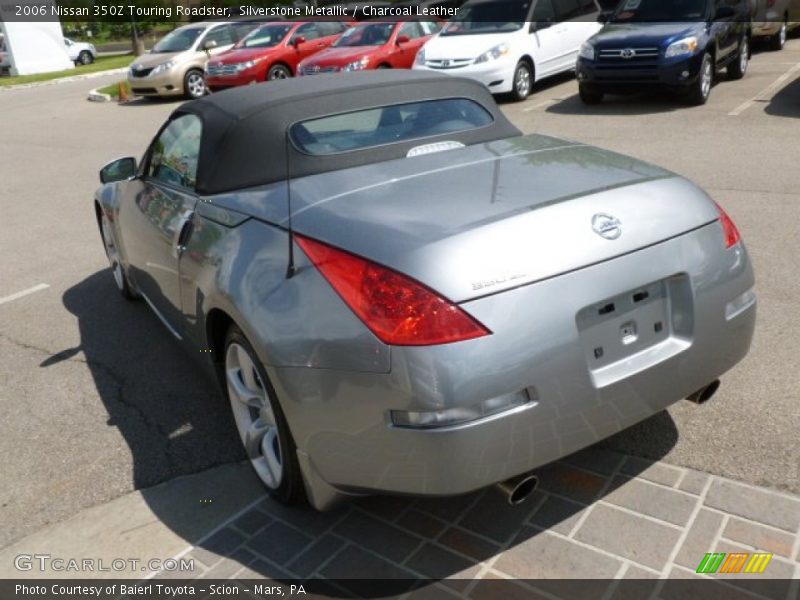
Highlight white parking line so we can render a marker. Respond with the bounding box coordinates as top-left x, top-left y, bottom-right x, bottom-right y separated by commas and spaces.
0, 283, 50, 306
524, 98, 563, 112
728, 61, 800, 116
